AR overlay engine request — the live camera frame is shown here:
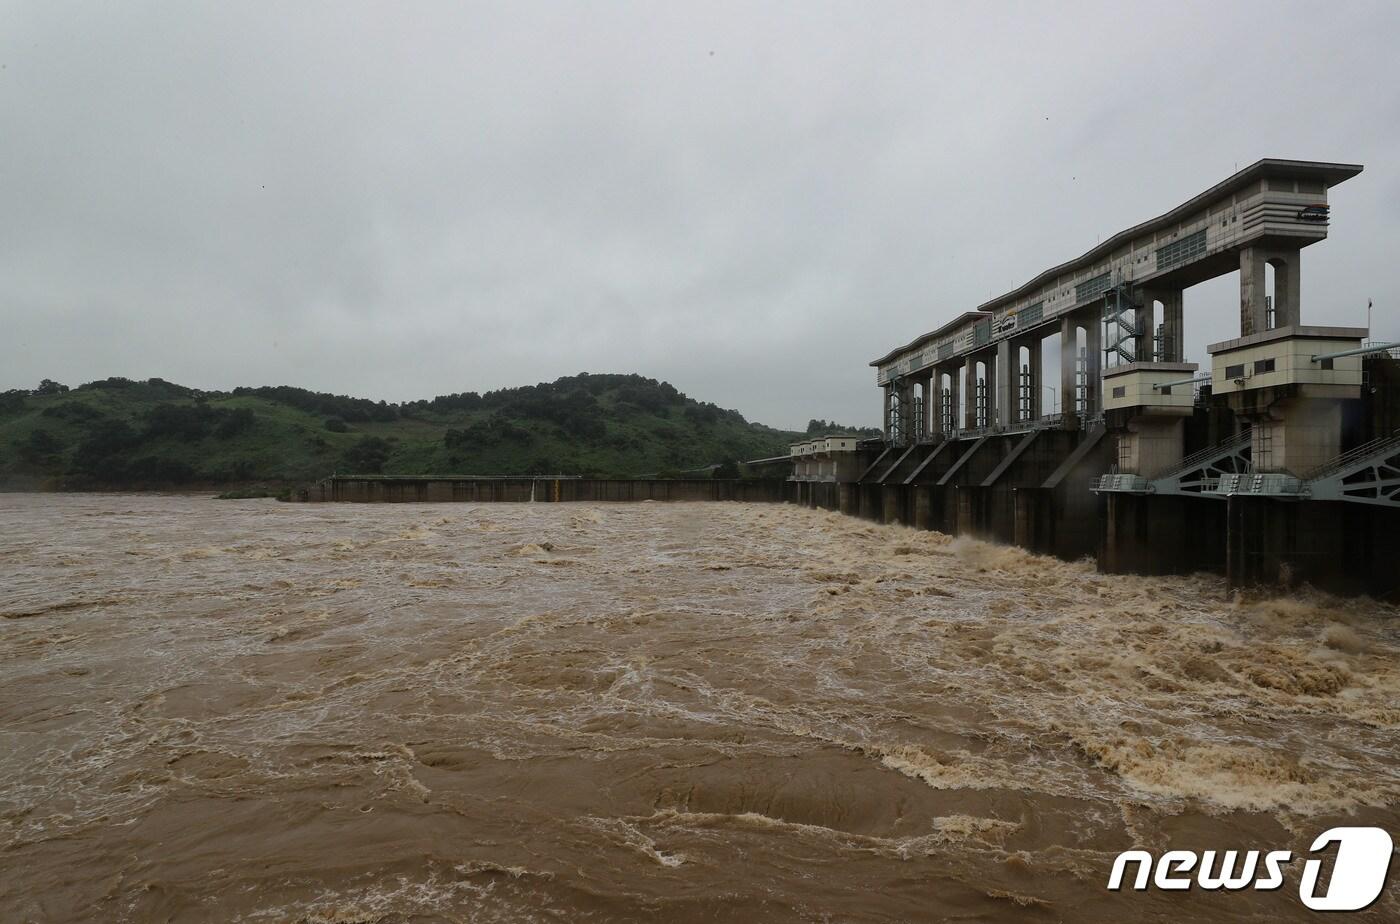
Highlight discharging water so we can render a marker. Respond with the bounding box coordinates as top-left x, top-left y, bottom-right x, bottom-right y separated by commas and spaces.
2, 494, 1398, 922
